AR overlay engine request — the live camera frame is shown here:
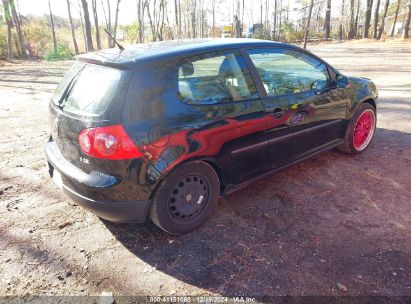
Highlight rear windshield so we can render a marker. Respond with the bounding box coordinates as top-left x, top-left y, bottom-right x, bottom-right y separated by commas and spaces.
52, 62, 84, 105
53, 63, 128, 116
